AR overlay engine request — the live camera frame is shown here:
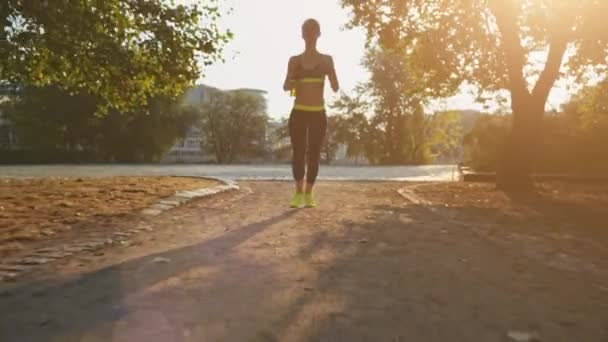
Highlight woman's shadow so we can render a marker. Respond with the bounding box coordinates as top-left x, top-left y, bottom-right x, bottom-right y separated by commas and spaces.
0, 210, 298, 341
